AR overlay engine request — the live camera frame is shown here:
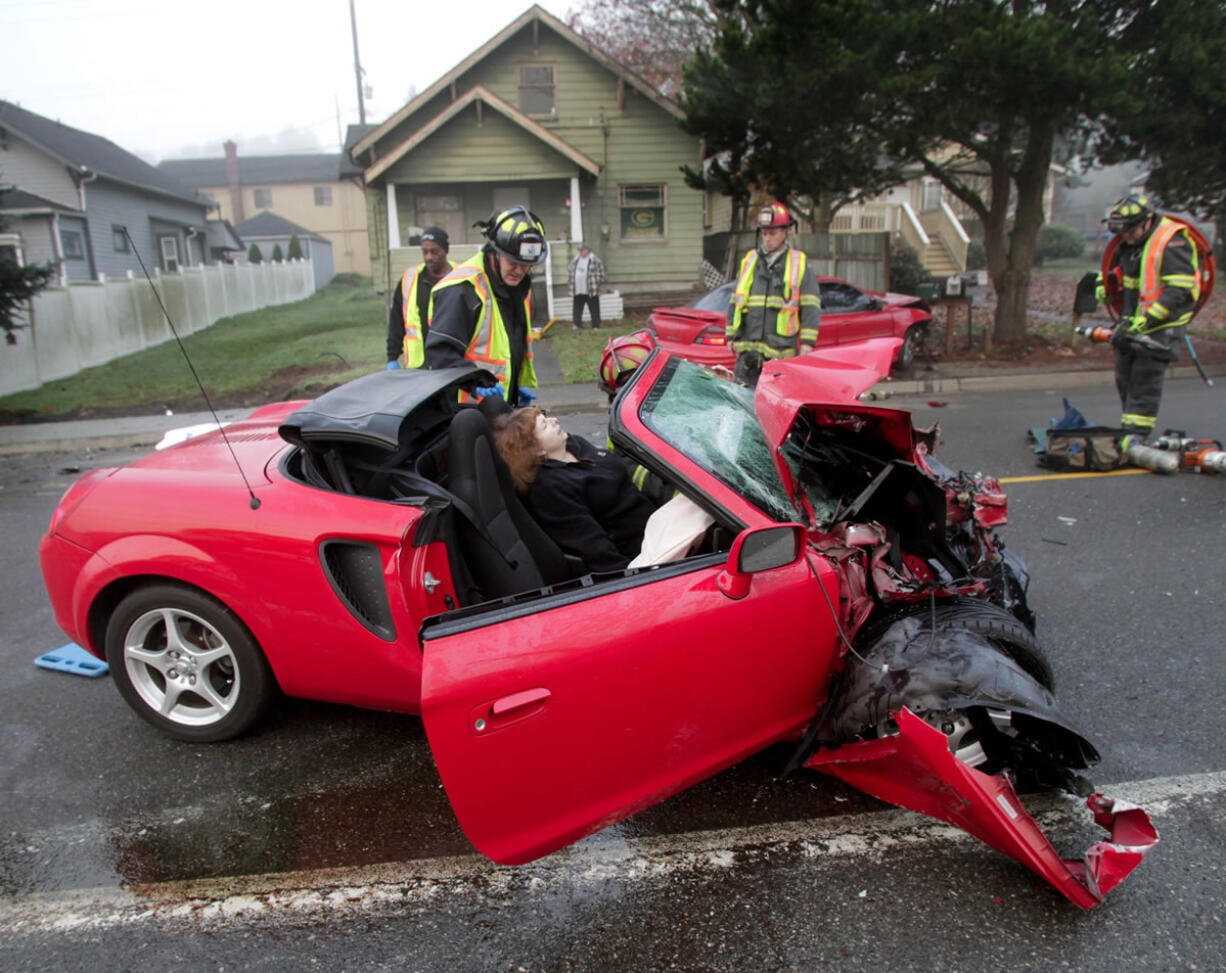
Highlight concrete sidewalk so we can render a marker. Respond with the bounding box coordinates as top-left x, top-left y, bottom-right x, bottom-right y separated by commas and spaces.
2, 356, 1219, 457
